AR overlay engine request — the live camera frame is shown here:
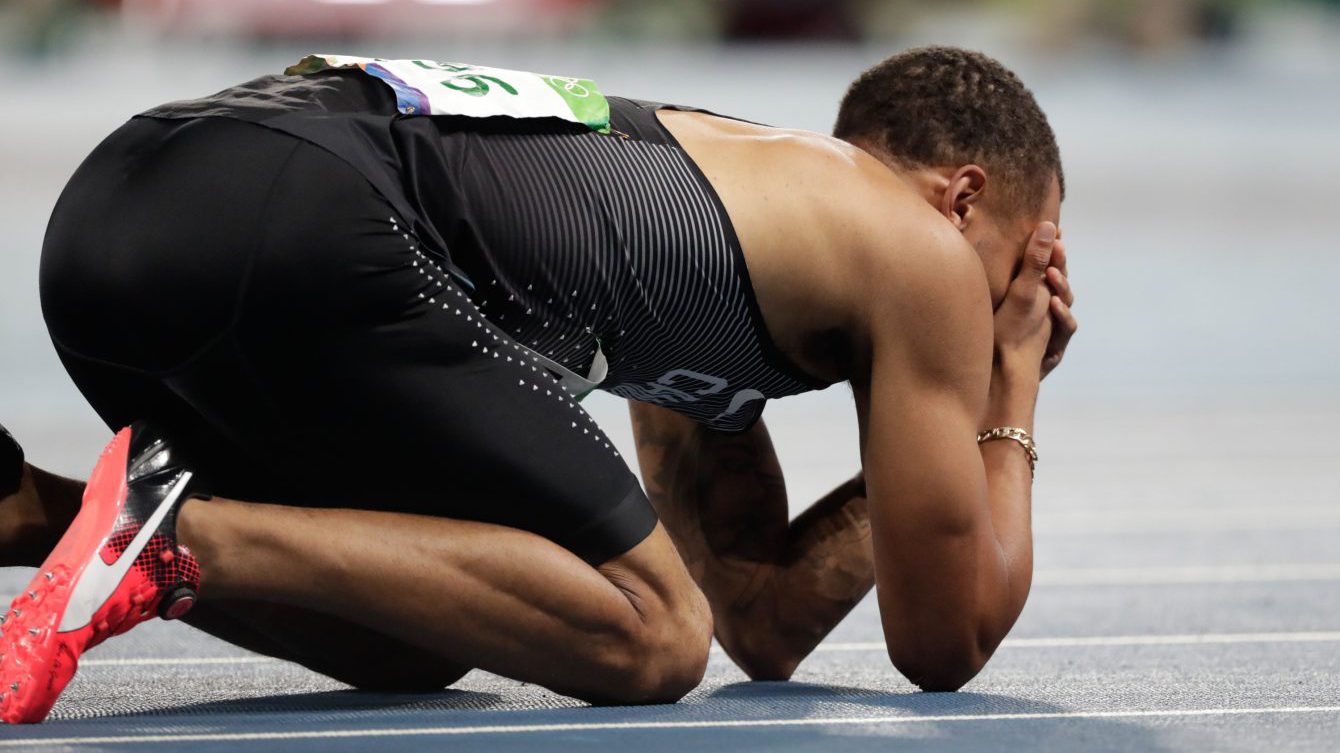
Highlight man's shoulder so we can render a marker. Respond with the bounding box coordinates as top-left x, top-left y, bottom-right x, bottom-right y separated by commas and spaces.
799, 157, 990, 385
774, 143, 986, 367
847, 214, 989, 382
